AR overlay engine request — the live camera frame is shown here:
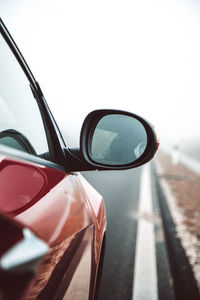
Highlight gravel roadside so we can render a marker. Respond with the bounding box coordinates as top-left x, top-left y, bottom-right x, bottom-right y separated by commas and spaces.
155, 150, 200, 290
